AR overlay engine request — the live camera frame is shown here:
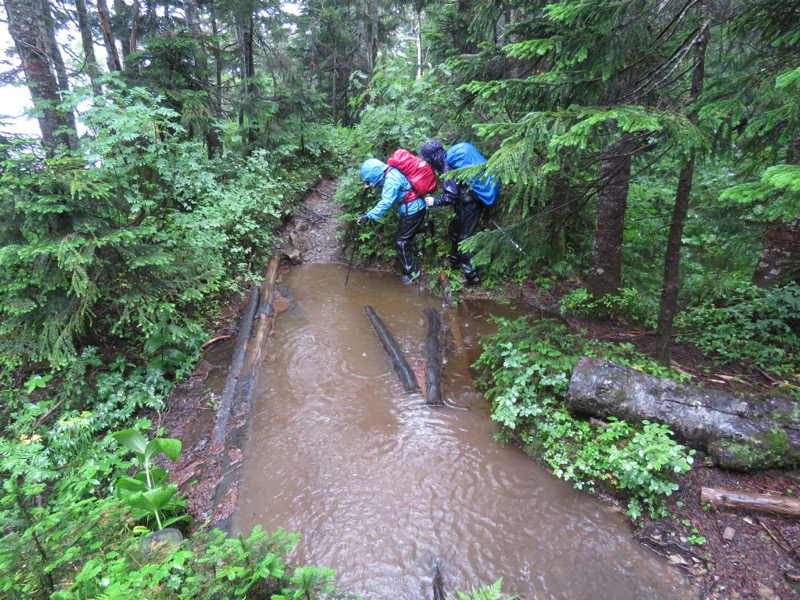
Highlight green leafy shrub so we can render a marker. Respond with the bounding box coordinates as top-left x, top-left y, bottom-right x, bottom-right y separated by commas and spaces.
55, 526, 345, 599
454, 578, 513, 600
676, 282, 800, 380
560, 286, 657, 328
112, 429, 190, 532
474, 317, 694, 519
